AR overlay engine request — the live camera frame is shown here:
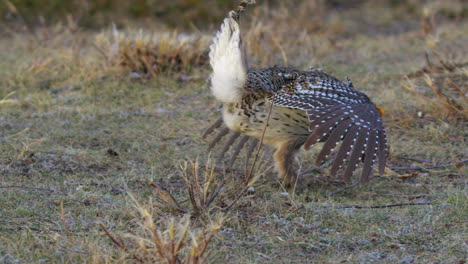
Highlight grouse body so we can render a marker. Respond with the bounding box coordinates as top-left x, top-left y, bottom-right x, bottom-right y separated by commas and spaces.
205, 6, 388, 186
